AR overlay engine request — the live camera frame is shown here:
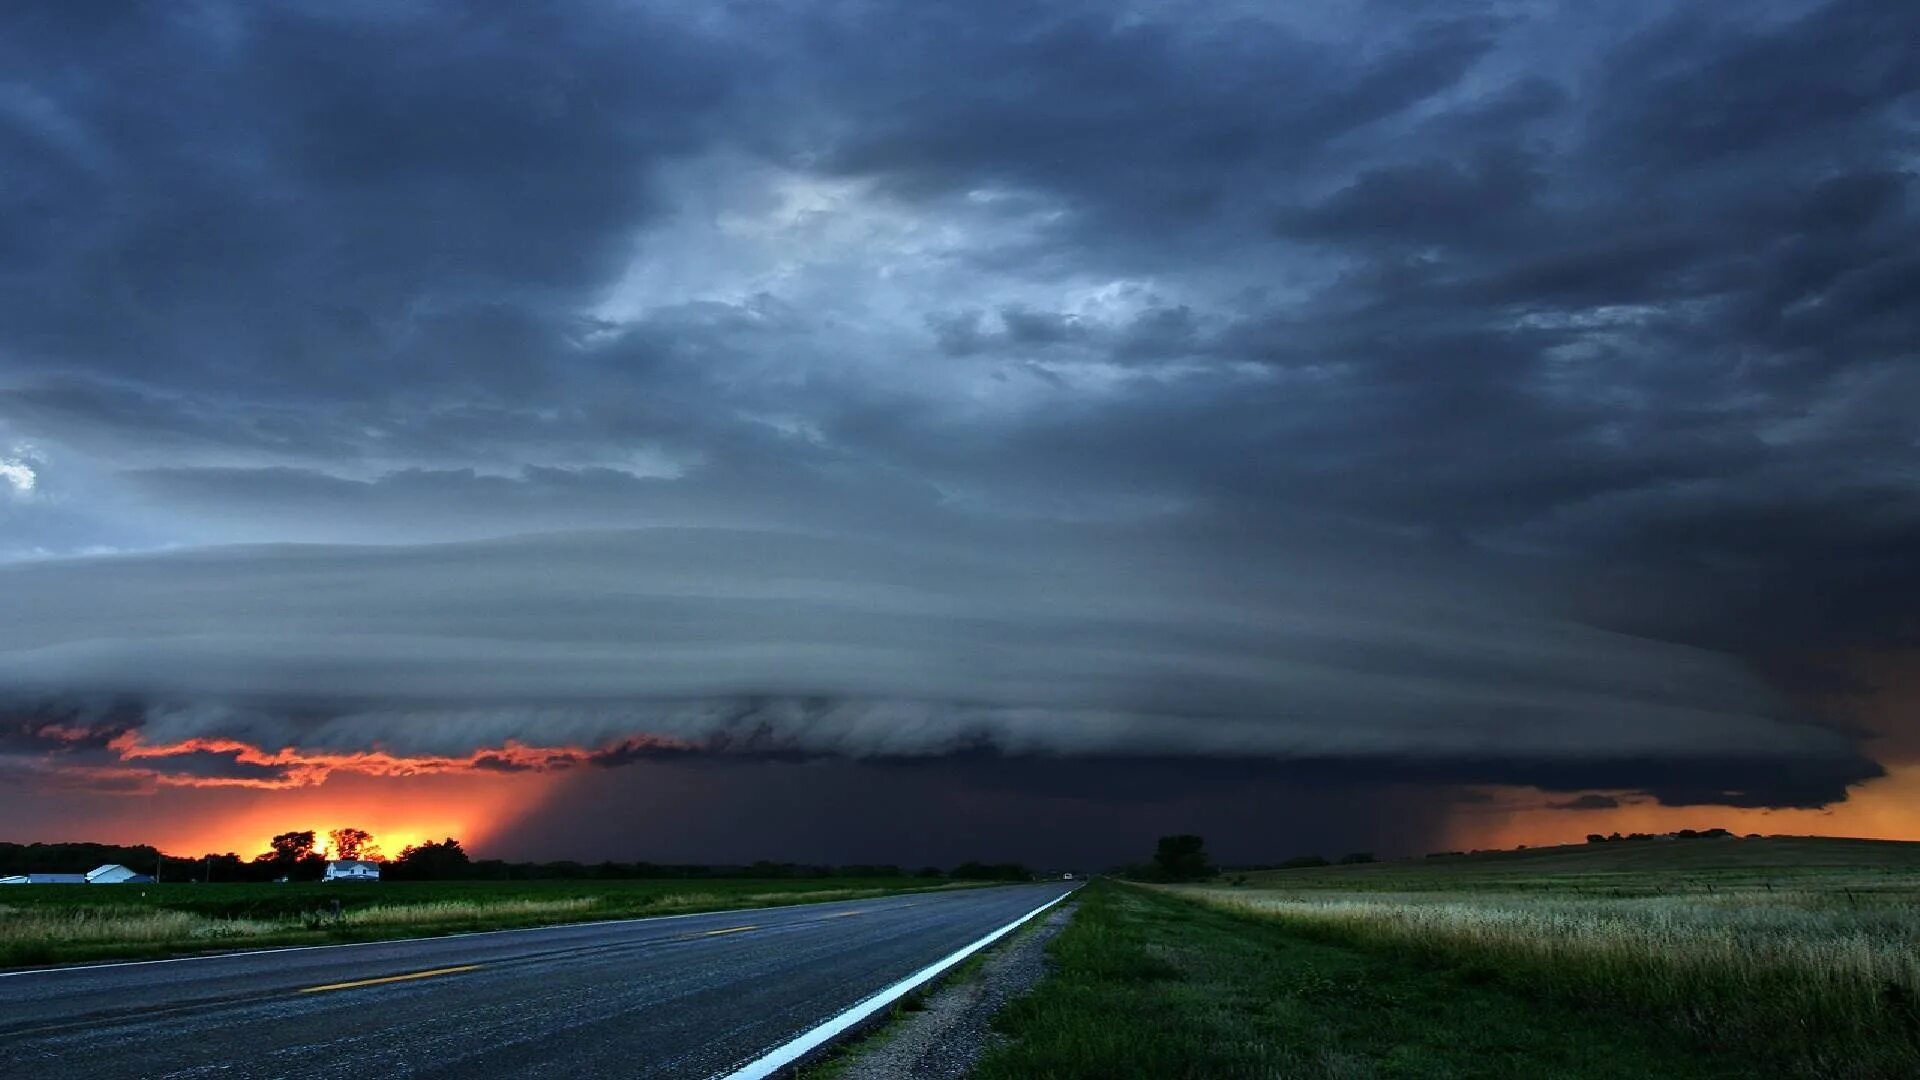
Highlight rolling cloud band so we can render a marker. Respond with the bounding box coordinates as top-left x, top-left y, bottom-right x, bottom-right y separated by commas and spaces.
1, 0, 1915, 859
0, 527, 1877, 809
